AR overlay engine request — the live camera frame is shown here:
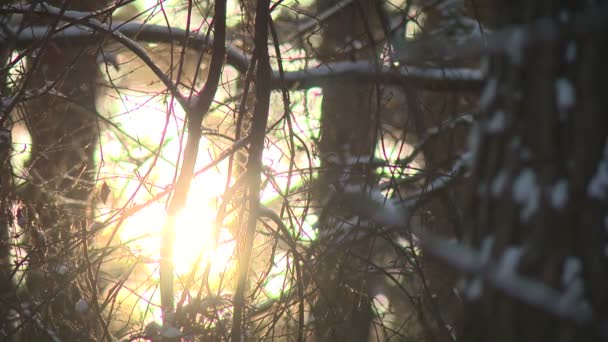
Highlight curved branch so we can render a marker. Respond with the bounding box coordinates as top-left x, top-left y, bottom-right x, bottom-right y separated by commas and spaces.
231, 0, 272, 338
1, 3, 189, 110
4, 20, 484, 91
